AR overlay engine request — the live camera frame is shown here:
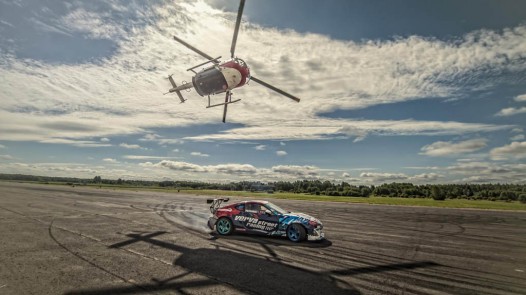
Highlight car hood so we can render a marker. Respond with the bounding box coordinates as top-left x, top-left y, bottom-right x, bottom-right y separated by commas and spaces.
283, 212, 322, 226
